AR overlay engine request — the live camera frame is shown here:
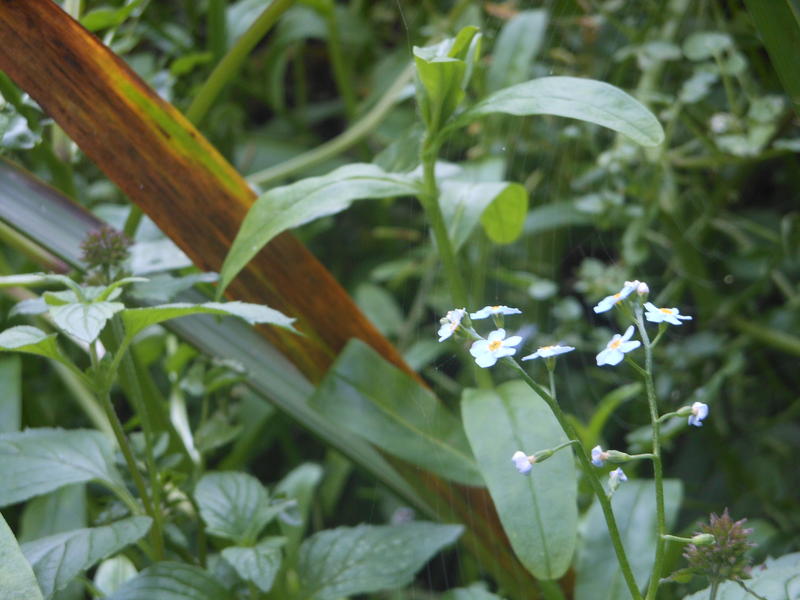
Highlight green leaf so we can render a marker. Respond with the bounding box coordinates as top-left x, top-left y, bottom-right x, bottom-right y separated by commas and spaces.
461, 381, 577, 580
439, 181, 528, 249
0, 510, 44, 600
309, 340, 483, 487
0, 326, 69, 365
683, 31, 733, 61
442, 586, 507, 600
80, 0, 147, 32
221, 537, 285, 592
0, 273, 80, 293
487, 10, 549, 92
219, 163, 418, 297
21, 517, 151, 599
274, 463, 323, 557
414, 55, 465, 133
0, 428, 125, 507
93, 556, 137, 597
120, 301, 297, 340
108, 562, 230, 600
20, 485, 86, 543
0, 356, 21, 433
297, 522, 463, 600
574, 479, 683, 600
684, 551, 800, 599
129, 272, 218, 303
48, 301, 124, 344
456, 76, 665, 147
744, 0, 800, 117
194, 472, 277, 544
